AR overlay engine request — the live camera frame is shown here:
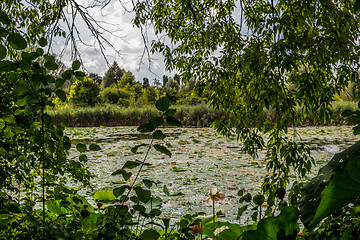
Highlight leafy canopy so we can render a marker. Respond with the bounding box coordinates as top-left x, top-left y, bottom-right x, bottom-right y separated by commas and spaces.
133, 0, 360, 196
